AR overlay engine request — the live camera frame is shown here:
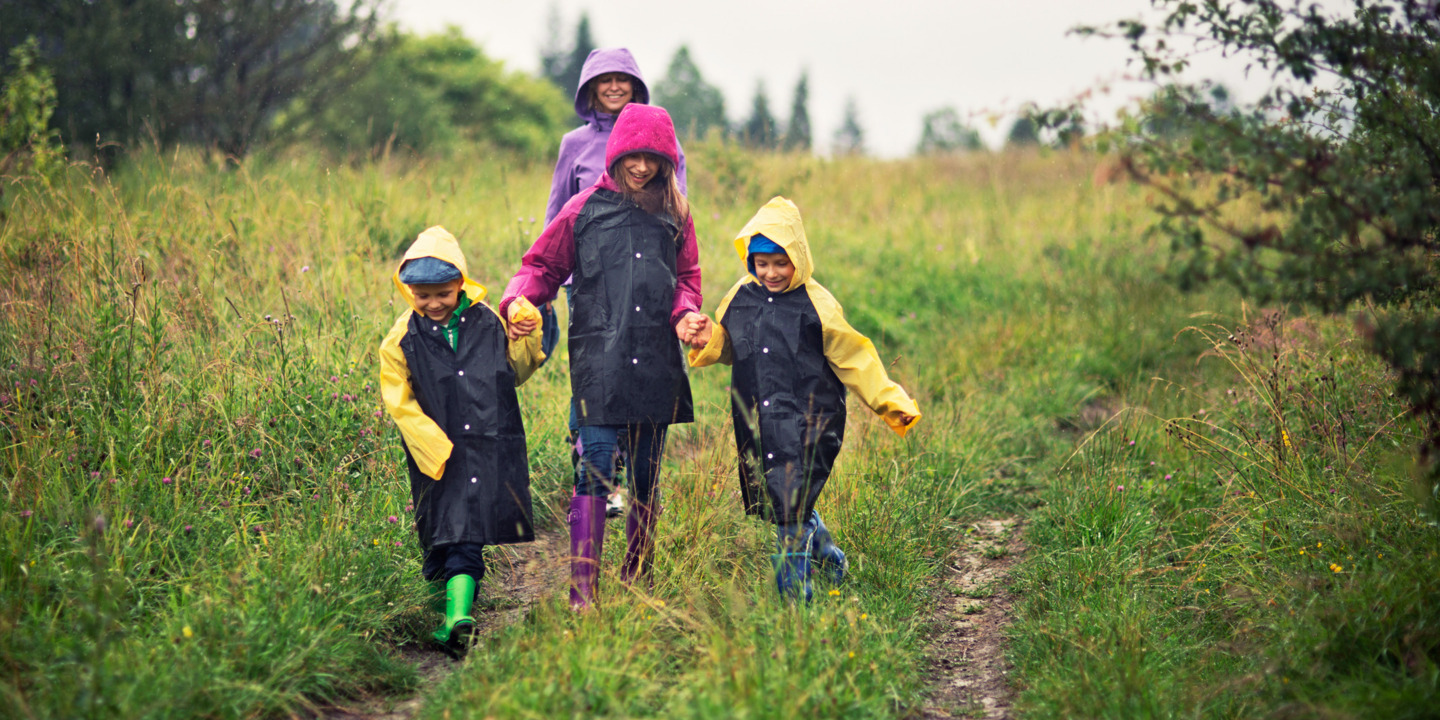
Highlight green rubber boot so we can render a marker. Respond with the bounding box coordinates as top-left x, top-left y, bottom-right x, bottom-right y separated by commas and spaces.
430, 574, 477, 657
